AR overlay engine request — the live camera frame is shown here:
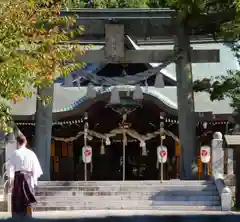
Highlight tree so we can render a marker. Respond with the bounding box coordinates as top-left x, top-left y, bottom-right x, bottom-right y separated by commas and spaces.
0, 0, 85, 132
193, 0, 240, 125
65, 0, 149, 8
